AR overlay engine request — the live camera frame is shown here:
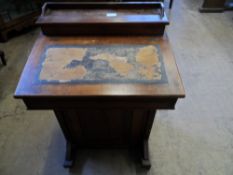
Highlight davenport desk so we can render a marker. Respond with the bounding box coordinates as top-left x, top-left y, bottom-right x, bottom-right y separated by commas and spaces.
14, 34, 185, 168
